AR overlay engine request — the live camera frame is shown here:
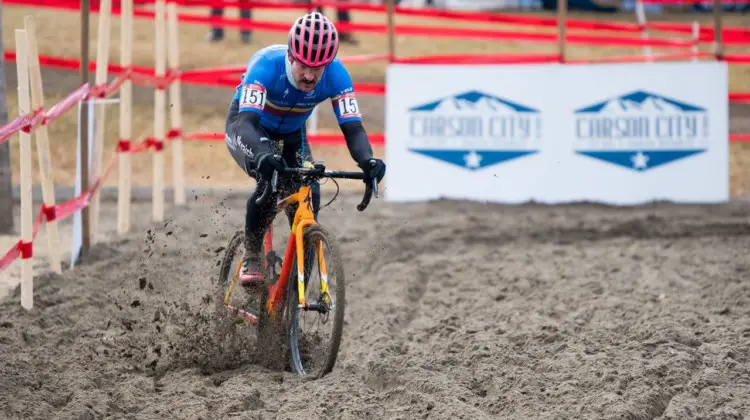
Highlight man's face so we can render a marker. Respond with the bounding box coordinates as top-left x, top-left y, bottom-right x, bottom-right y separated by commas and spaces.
289, 54, 326, 92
